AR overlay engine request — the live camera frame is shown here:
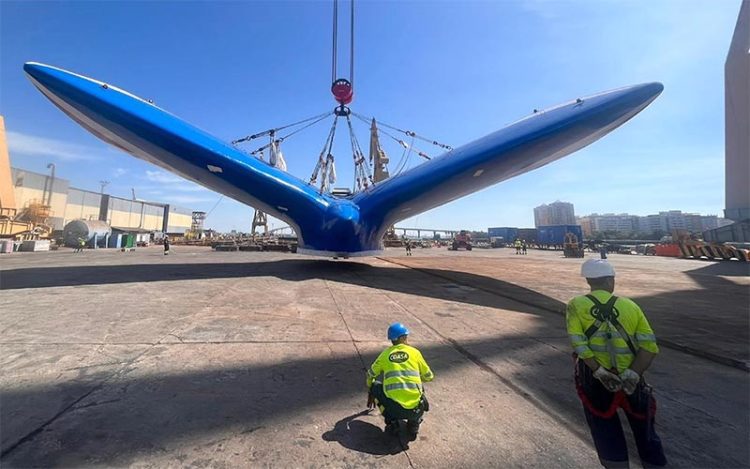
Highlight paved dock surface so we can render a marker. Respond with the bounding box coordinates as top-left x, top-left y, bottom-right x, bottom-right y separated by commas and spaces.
1, 246, 748, 468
